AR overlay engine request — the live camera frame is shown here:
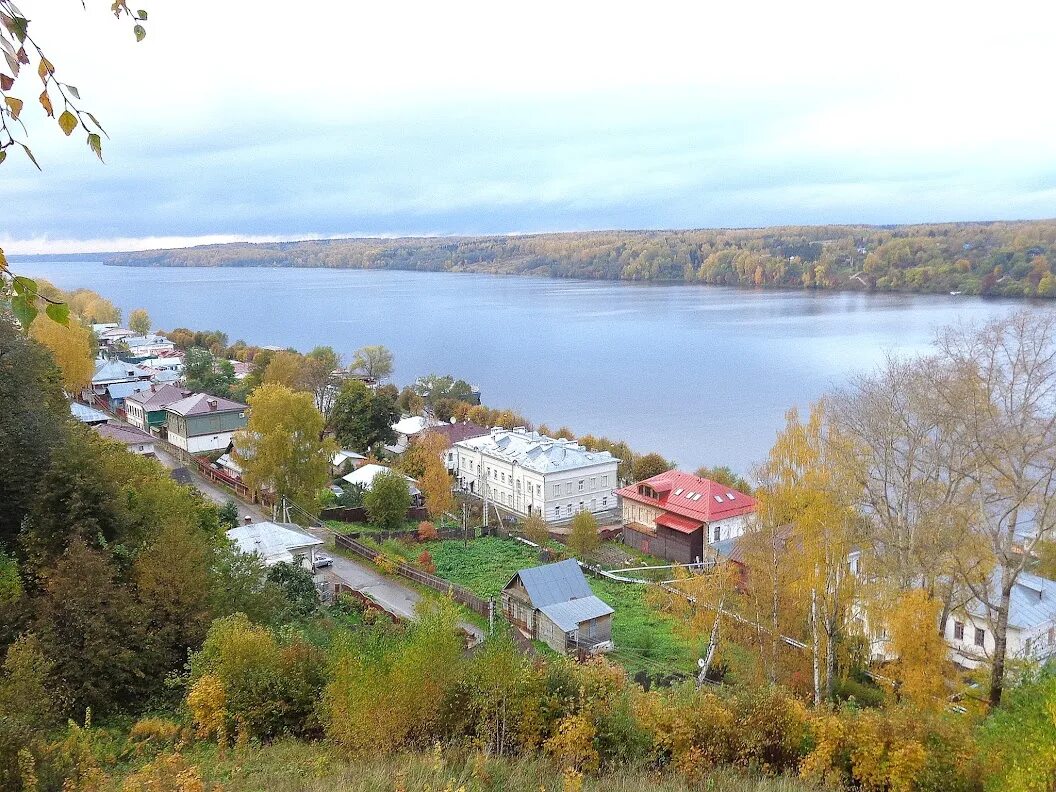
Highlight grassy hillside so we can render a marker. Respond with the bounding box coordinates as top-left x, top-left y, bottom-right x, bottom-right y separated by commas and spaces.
102, 219, 1056, 298
104, 740, 819, 792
